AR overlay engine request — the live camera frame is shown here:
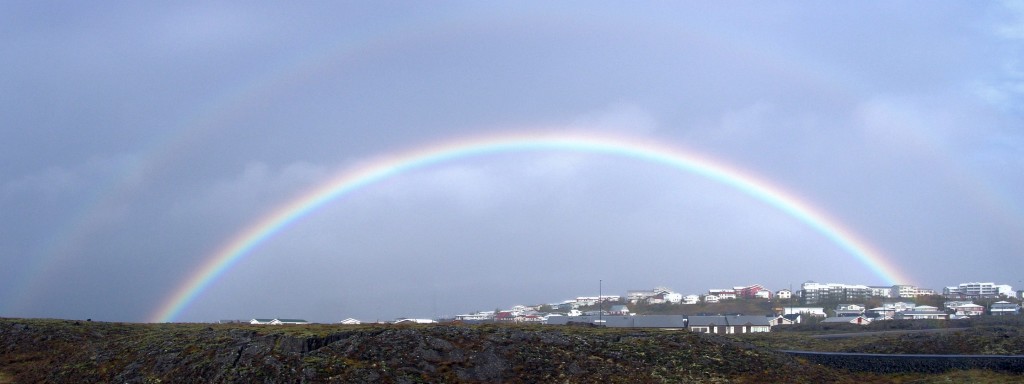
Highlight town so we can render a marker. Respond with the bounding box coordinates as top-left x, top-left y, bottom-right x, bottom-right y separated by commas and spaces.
238, 281, 1022, 333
